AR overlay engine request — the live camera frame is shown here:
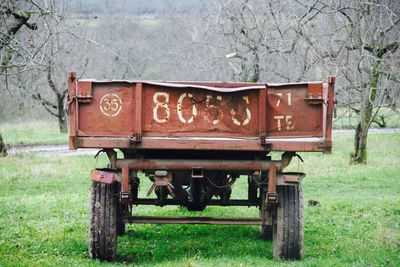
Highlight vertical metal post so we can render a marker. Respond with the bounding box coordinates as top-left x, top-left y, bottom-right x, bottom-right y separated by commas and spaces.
133, 82, 143, 142
121, 165, 130, 202
267, 164, 278, 204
